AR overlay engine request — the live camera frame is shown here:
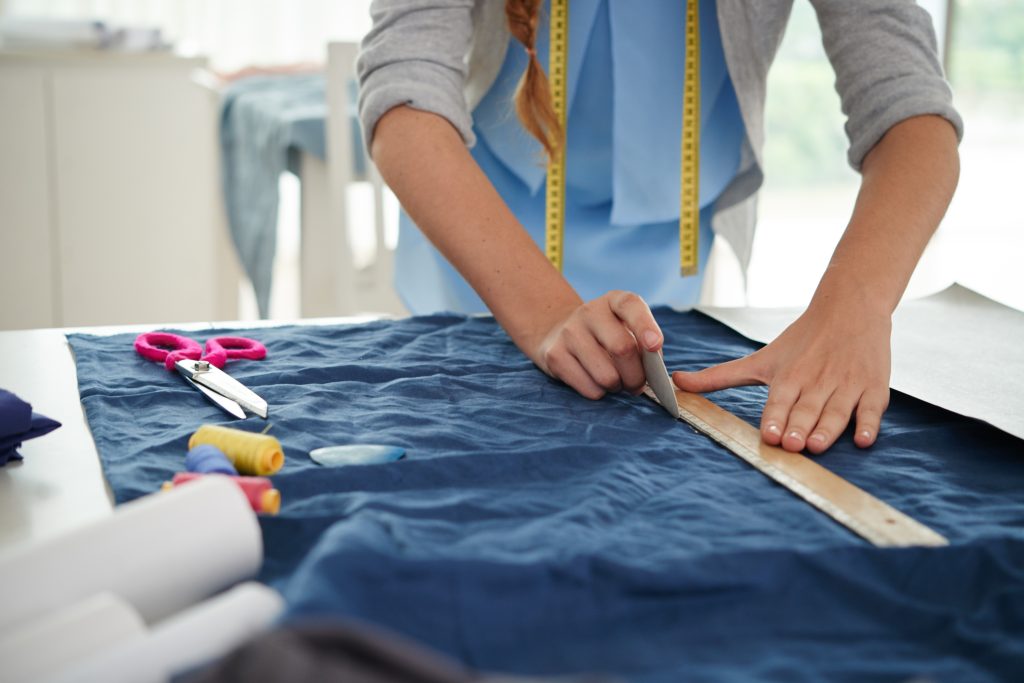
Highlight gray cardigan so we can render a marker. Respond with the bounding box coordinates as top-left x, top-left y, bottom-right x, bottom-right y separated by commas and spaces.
357, 0, 962, 273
